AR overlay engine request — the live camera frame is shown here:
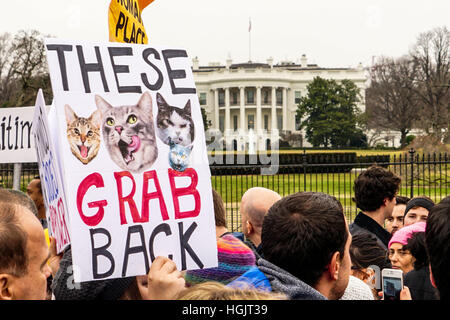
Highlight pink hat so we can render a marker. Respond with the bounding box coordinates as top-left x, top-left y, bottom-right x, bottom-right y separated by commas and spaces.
388, 222, 426, 249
